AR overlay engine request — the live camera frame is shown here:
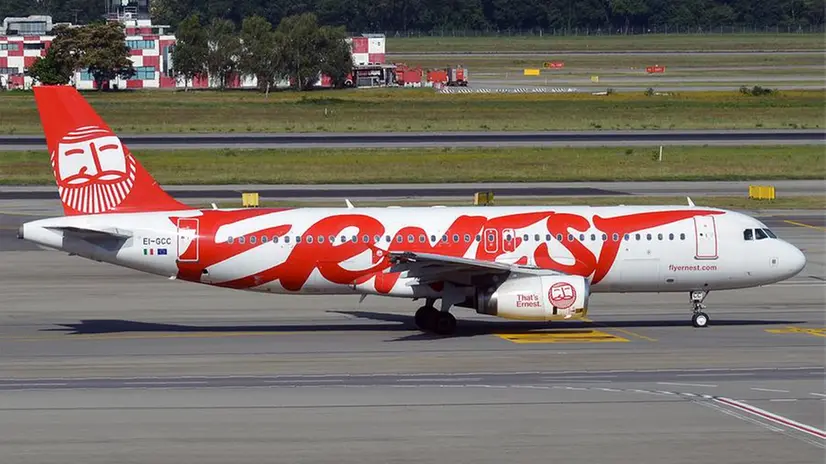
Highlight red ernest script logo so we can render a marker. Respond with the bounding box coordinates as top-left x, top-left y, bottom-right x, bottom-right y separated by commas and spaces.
51, 126, 136, 214
549, 282, 576, 309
